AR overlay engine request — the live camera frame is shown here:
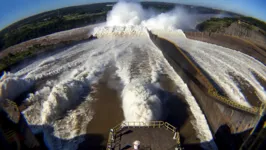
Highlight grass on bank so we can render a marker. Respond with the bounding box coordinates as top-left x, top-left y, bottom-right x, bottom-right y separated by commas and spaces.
0, 44, 43, 72
197, 17, 266, 34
